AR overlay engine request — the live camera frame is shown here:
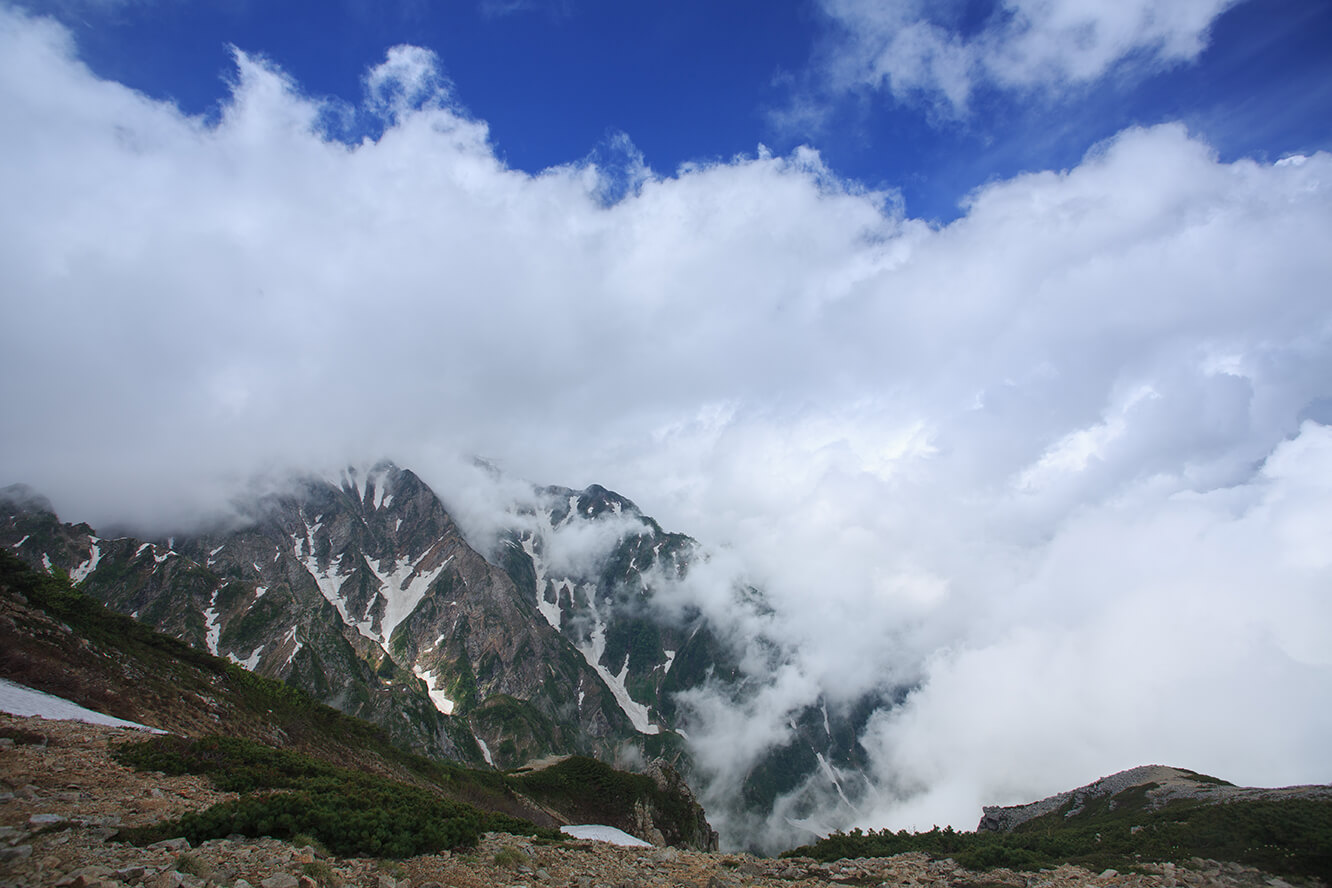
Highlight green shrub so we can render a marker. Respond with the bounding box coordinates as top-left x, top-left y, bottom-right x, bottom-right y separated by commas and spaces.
492, 846, 530, 868
292, 833, 330, 858
173, 853, 211, 879
302, 859, 339, 887
113, 734, 556, 858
